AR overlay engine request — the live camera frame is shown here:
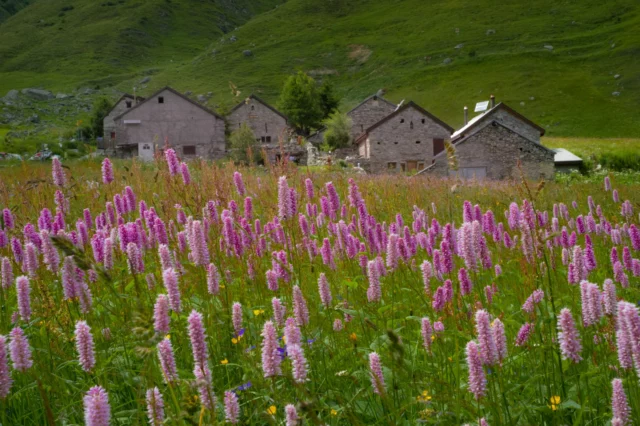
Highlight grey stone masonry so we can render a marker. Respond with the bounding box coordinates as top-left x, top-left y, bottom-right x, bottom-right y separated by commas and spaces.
114, 87, 226, 160
347, 95, 397, 139
103, 94, 144, 151
427, 122, 555, 180
227, 95, 289, 144
356, 102, 453, 174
